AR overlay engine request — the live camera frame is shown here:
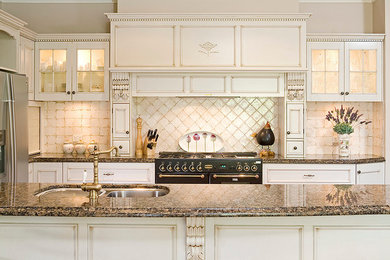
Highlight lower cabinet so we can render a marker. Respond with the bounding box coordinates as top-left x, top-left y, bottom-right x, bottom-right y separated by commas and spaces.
356, 162, 385, 184
30, 162, 63, 183
263, 164, 356, 184
30, 162, 155, 184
